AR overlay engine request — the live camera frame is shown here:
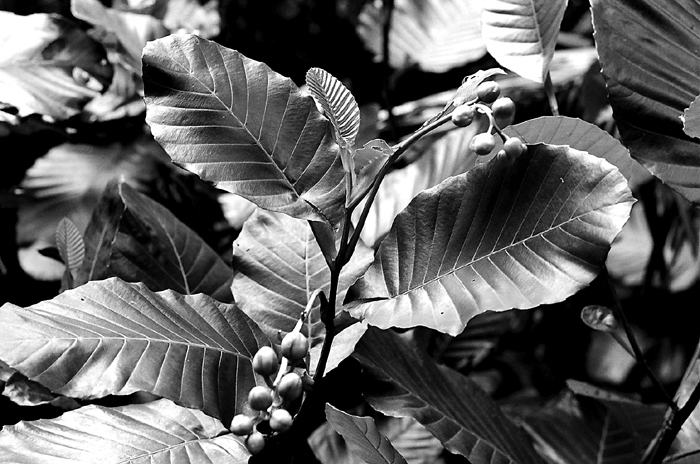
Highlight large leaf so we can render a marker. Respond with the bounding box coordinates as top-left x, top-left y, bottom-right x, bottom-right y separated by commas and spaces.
357, 0, 486, 73
306, 67, 361, 148
0, 278, 268, 426
353, 327, 542, 464
481, 0, 567, 83
326, 403, 408, 464
347, 144, 634, 335
0, 12, 113, 119
590, 0, 700, 204
0, 399, 250, 463
143, 34, 346, 226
